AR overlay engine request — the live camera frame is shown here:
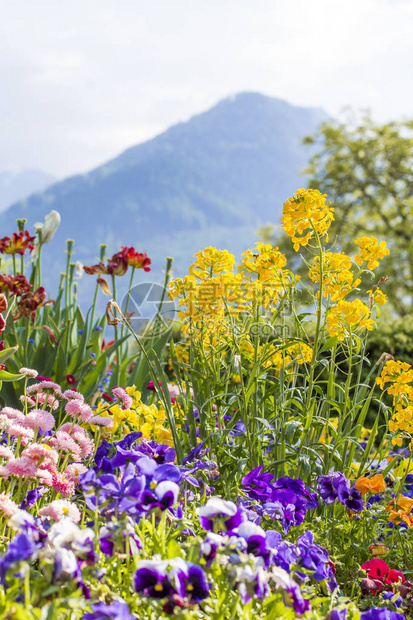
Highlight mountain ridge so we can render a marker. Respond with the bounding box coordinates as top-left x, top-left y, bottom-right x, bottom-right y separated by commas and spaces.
0, 92, 328, 301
